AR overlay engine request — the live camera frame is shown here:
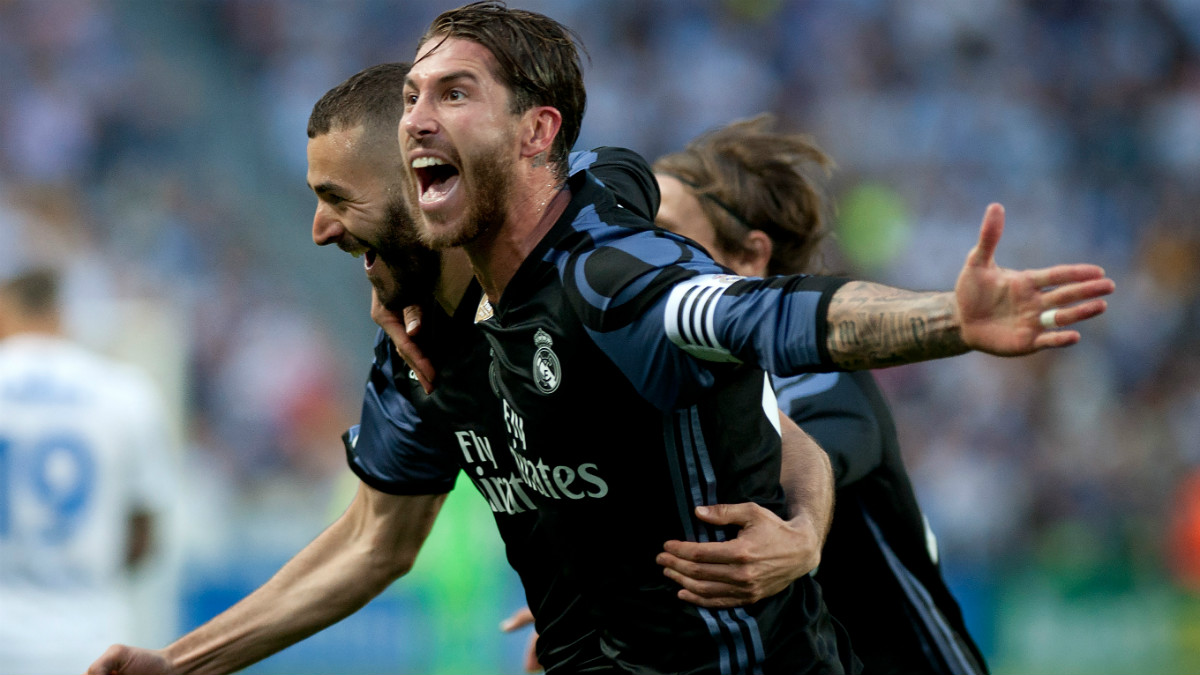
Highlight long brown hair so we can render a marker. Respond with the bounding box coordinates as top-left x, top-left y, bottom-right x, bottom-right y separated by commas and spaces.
655, 114, 834, 275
